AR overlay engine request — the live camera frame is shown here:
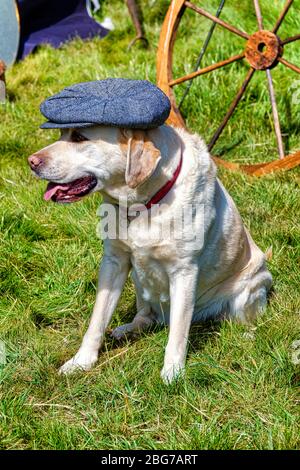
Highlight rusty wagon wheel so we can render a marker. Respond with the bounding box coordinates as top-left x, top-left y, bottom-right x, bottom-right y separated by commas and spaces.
157, 0, 300, 176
